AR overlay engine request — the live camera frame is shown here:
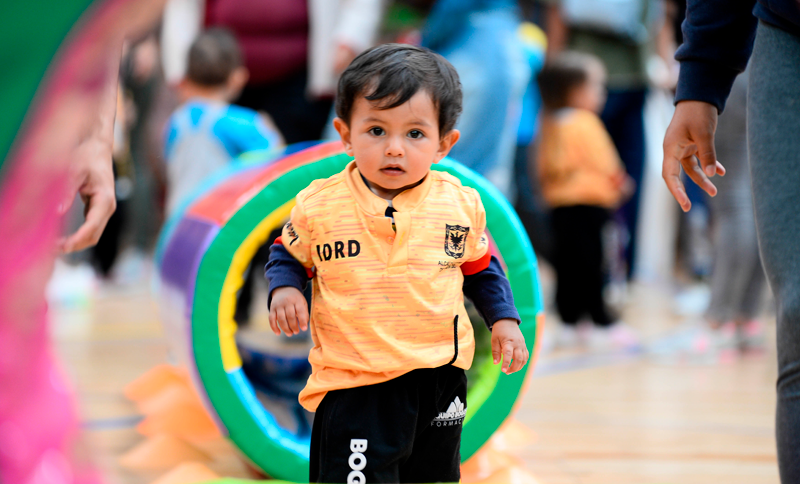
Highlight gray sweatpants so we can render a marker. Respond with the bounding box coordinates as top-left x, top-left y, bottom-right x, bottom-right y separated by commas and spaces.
748, 20, 800, 483
705, 71, 766, 323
